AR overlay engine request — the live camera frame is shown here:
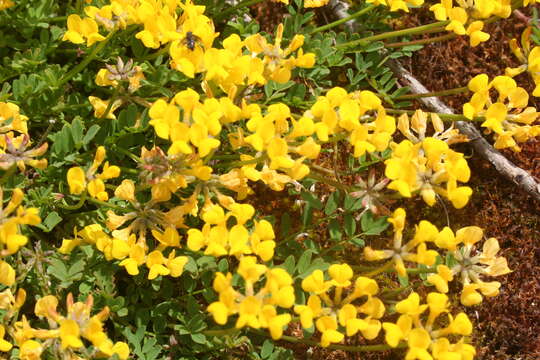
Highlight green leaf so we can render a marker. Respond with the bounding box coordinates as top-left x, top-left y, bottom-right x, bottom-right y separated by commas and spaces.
301, 204, 313, 228
343, 194, 363, 211
329, 219, 342, 241
364, 41, 384, 52
282, 255, 296, 274
296, 250, 313, 275
83, 124, 100, 146
350, 236, 365, 247
191, 333, 207, 344
398, 274, 409, 287
39, 211, 62, 232
324, 190, 340, 215
280, 212, 291, 238
344, 213, 356, 237
261, 340, 274, 359
300, 191, 323, 210
360, 211, 389, 235
71, 118, 84, 147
